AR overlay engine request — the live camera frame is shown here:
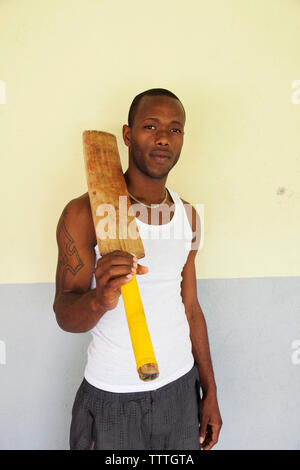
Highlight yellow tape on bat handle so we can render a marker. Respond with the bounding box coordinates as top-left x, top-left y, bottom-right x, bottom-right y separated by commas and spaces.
121, 274, 159, 381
